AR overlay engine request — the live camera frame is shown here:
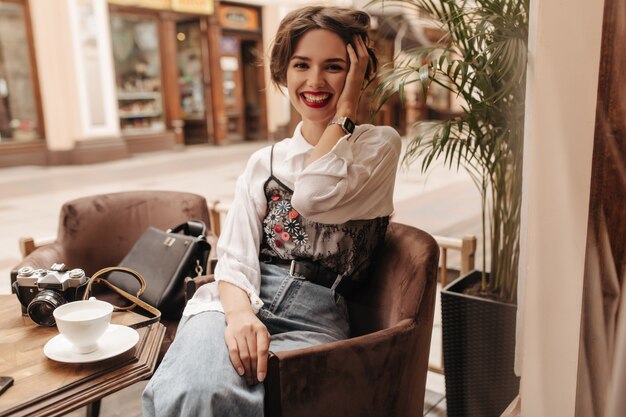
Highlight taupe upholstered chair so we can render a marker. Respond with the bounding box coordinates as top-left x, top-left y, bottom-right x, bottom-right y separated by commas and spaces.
262, 222, 440, 417
11, 190, 212, 360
